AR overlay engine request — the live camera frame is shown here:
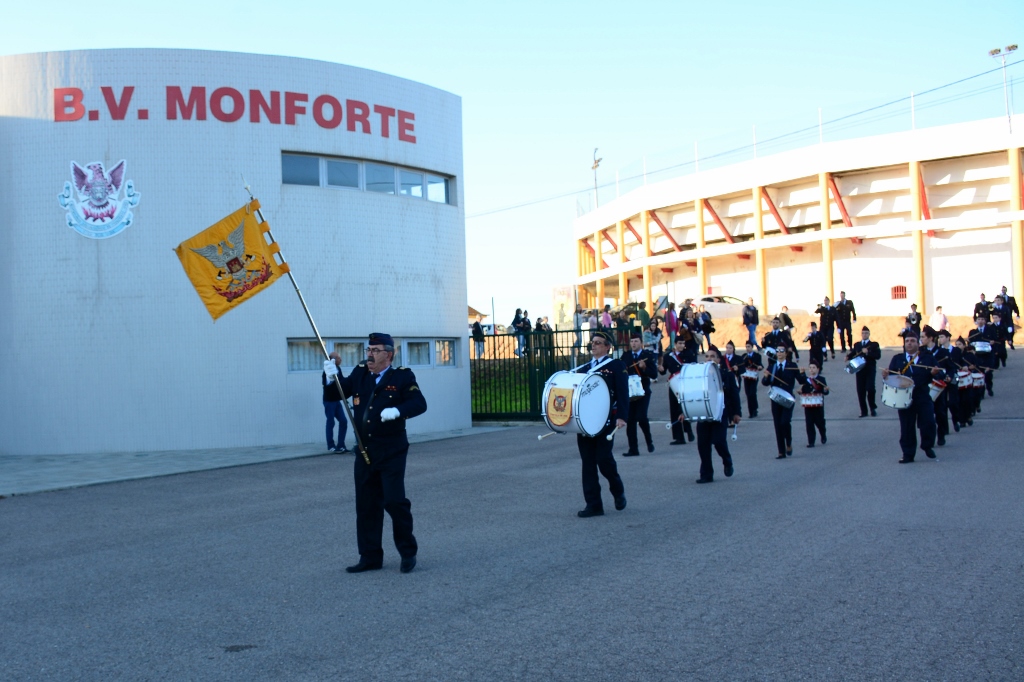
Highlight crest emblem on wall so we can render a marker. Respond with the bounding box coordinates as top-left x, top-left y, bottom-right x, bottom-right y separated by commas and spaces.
58, 160, 141, 239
